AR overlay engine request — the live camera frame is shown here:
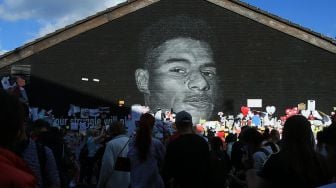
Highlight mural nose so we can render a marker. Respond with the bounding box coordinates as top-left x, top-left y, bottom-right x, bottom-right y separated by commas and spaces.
187, 72, 210, 91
